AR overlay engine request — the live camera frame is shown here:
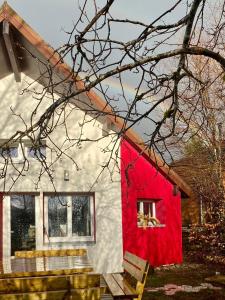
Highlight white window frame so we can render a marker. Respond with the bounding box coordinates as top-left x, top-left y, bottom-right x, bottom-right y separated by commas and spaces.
44, 194, 95, 243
